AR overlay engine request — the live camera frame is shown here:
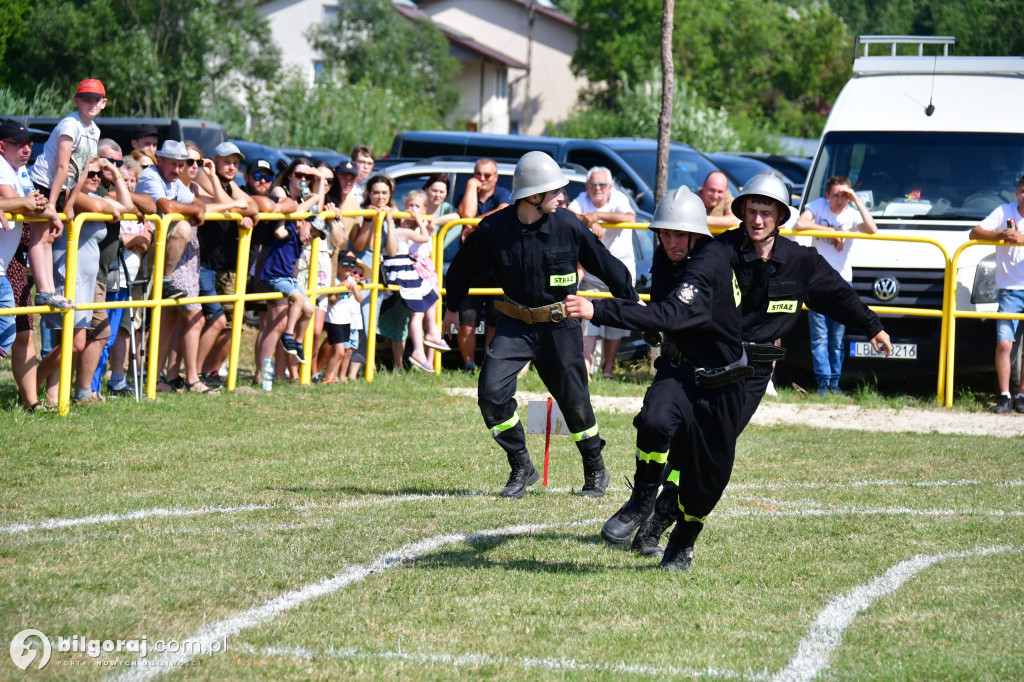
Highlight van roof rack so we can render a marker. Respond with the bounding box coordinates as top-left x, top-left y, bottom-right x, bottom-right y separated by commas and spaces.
853, 35, 955, 61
